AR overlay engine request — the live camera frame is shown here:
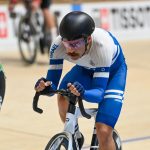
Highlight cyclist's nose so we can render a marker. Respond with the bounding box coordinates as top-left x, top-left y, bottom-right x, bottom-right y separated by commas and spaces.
67, 47, 75, 53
